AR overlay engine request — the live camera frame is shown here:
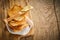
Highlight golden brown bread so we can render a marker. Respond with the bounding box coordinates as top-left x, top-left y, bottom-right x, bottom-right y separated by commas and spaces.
13, 15, 25, 21
9, 23, 29, 32
13, 11, 29, 21
7, 5, 31, 22
8, 5, 22, 17
7, 9, 28, 22
6, 5, 31, 32
9, 18, 26, 26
